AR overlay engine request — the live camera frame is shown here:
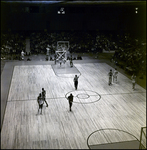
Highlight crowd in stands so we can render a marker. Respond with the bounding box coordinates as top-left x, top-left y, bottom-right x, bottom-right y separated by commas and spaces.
111, 33, 146, 76
1, 31, 146, 77
30, 31, 119, 55
1, 32, 26, 60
